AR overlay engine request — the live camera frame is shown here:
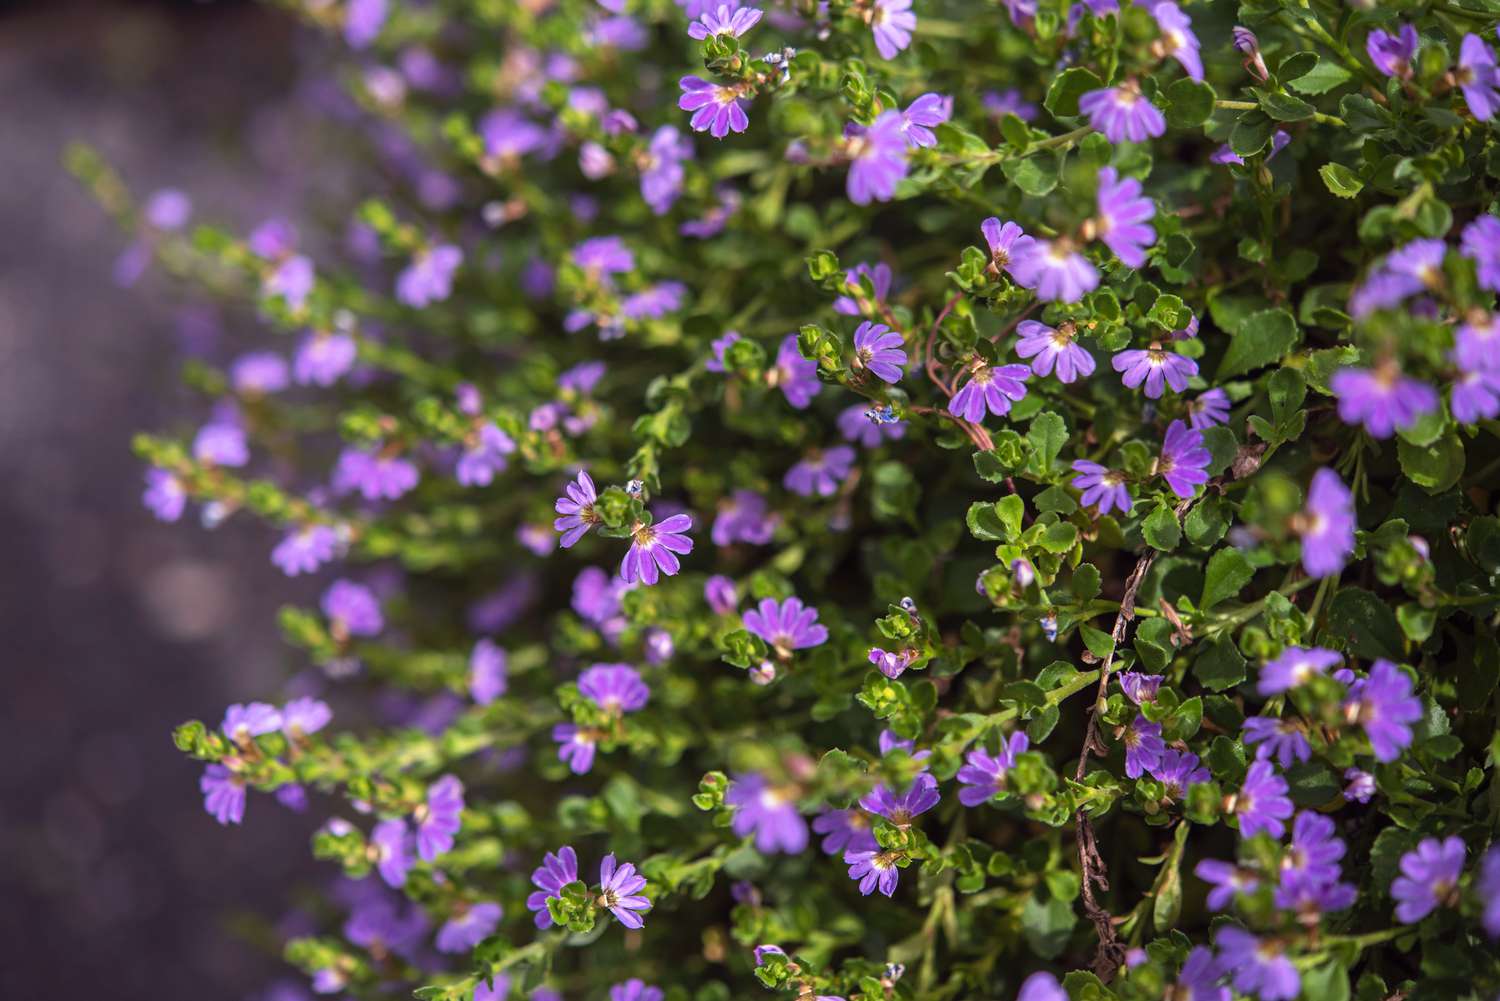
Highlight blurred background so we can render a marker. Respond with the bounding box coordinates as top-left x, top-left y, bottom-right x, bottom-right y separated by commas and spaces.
0, 1, 331, 996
